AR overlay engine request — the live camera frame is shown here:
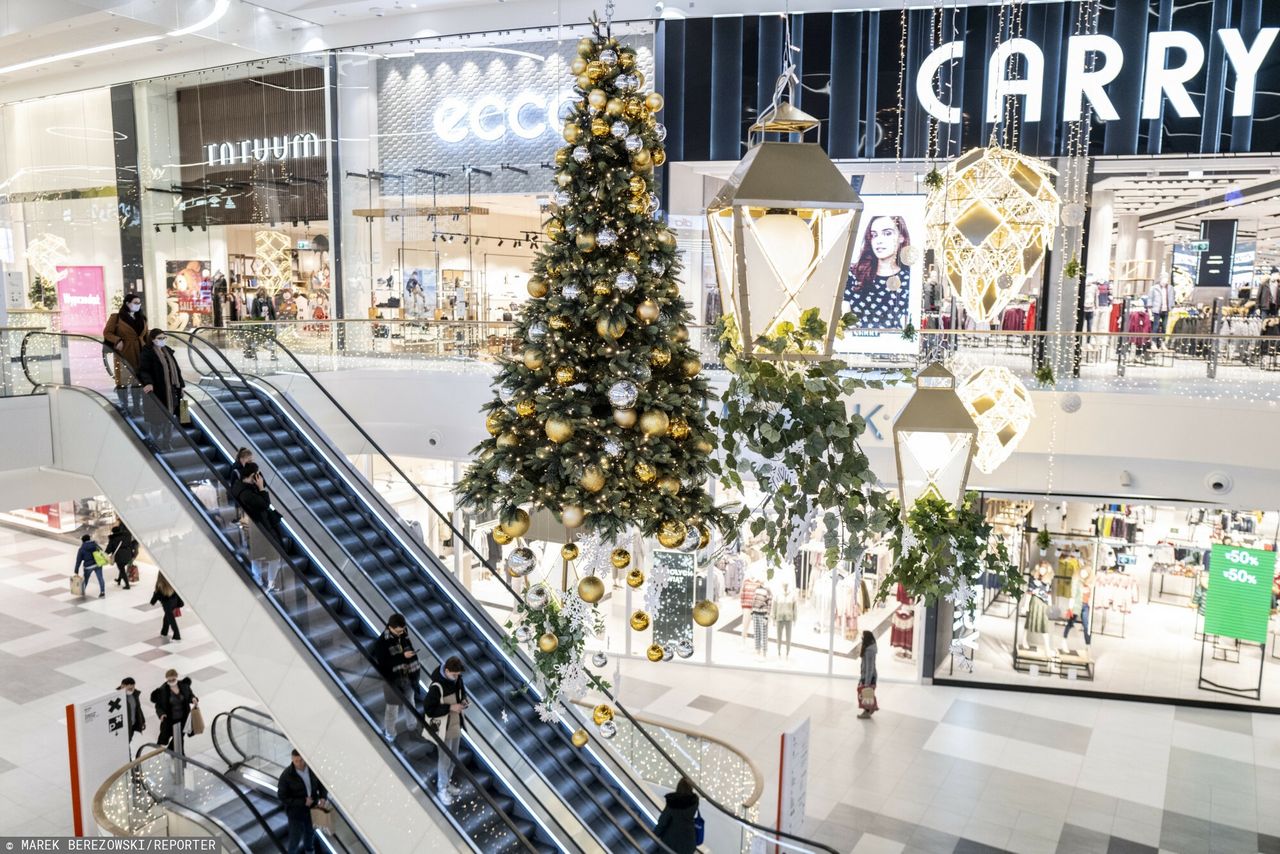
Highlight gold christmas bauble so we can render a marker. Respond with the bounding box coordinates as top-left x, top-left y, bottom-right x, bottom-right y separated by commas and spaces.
591, 117, 609, 137
611, 548, 631, 569
571, 56, 588, 75
639, 409, 669, 437
523, 348, 544, 370
693, 599, 720, 627
613, 407, 637, 428
656, 230, 676, 249
546, 416, 574, 443
626, 198, 646, 215
577, 574, 604, 603
561, 504, 585, 528
496, 431, 519, 449
629, 610, 651, 631
596, 315, 627, 340
619, 50, 636, 69
555, 365, 575, 385
571, 728, 590, 748
605, 97, 625, 117
579, 465, 605, 493
631, 150, 653, 171
557, 172, 574, 188
625, 250, 641, 265
626, 567, 645, 588
698, 524, 711, 549
635, 299, 660, 323
592, 703, 614, 725
645, 92, 665, 113
634, 461, 657, 483
593, 280, 612, 296
527, 277, 549, 298
657, 476, 680, 496
485, 412, 503, 436
668, 418, 690, 440
624, 98, 644, 119
501, 508, 530, 538
516, 399, 536, 418
548, 314, 569, 330
576, 232, 598, 252
646, 643, 664, 662
649, 348, 671, 367
538, 632, 559, 654
634, 71, 646, 88
693, 437, 714, 454
492, 527, 513, 545
673, 324, 689, 343
629, 175, 647, 195
577, 37, 595, 56
586, 60, 604, 80
561, 542, 580, 561
682, 357, 702, 378
588, 88, 608, 110
577, 72, 593, 90
555, 148, 570, 167
563, 122, 581, 144
652, 149, 667, 167
657, 520, 687, 548
545, 219, 564, 241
